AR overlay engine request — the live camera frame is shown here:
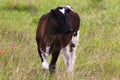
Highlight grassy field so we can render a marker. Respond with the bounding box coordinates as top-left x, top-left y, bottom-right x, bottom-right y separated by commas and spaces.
0, 0, 120, 80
